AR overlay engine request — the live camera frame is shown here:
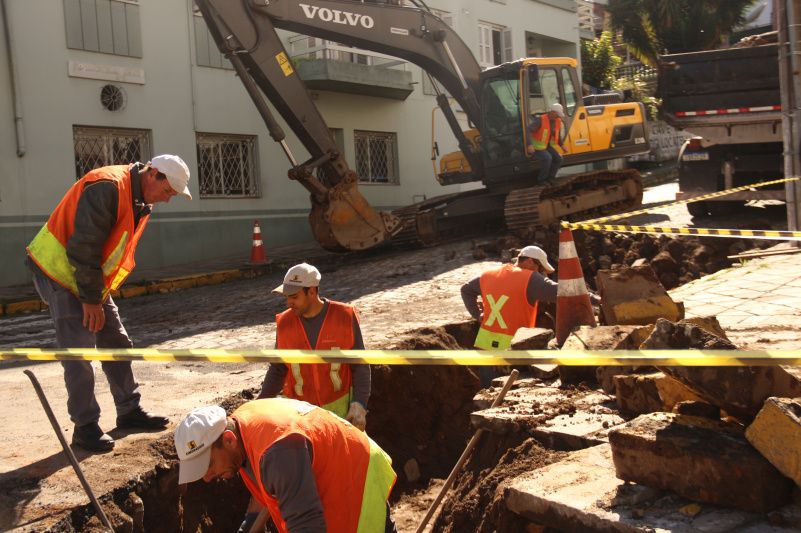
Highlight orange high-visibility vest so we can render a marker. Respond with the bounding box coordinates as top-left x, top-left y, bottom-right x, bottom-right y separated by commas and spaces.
234, 398, 396, 533
474, 264, 538, 350
529, 113, 562, 151
26, 165, 149, 301
276, 301, 357, 418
